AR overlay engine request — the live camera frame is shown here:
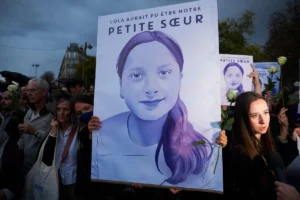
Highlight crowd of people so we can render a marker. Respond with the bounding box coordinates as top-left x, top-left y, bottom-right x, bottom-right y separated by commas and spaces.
0, 71, 299, 200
